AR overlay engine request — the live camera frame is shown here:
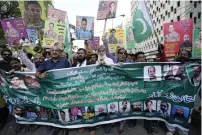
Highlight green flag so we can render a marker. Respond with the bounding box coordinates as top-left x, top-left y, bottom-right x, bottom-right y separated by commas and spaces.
133, 0, 154, 43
